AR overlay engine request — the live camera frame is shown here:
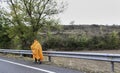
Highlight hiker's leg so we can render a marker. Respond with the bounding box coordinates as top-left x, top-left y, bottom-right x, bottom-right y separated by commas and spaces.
38, 59, 42, 64
34, 58, 37, 63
